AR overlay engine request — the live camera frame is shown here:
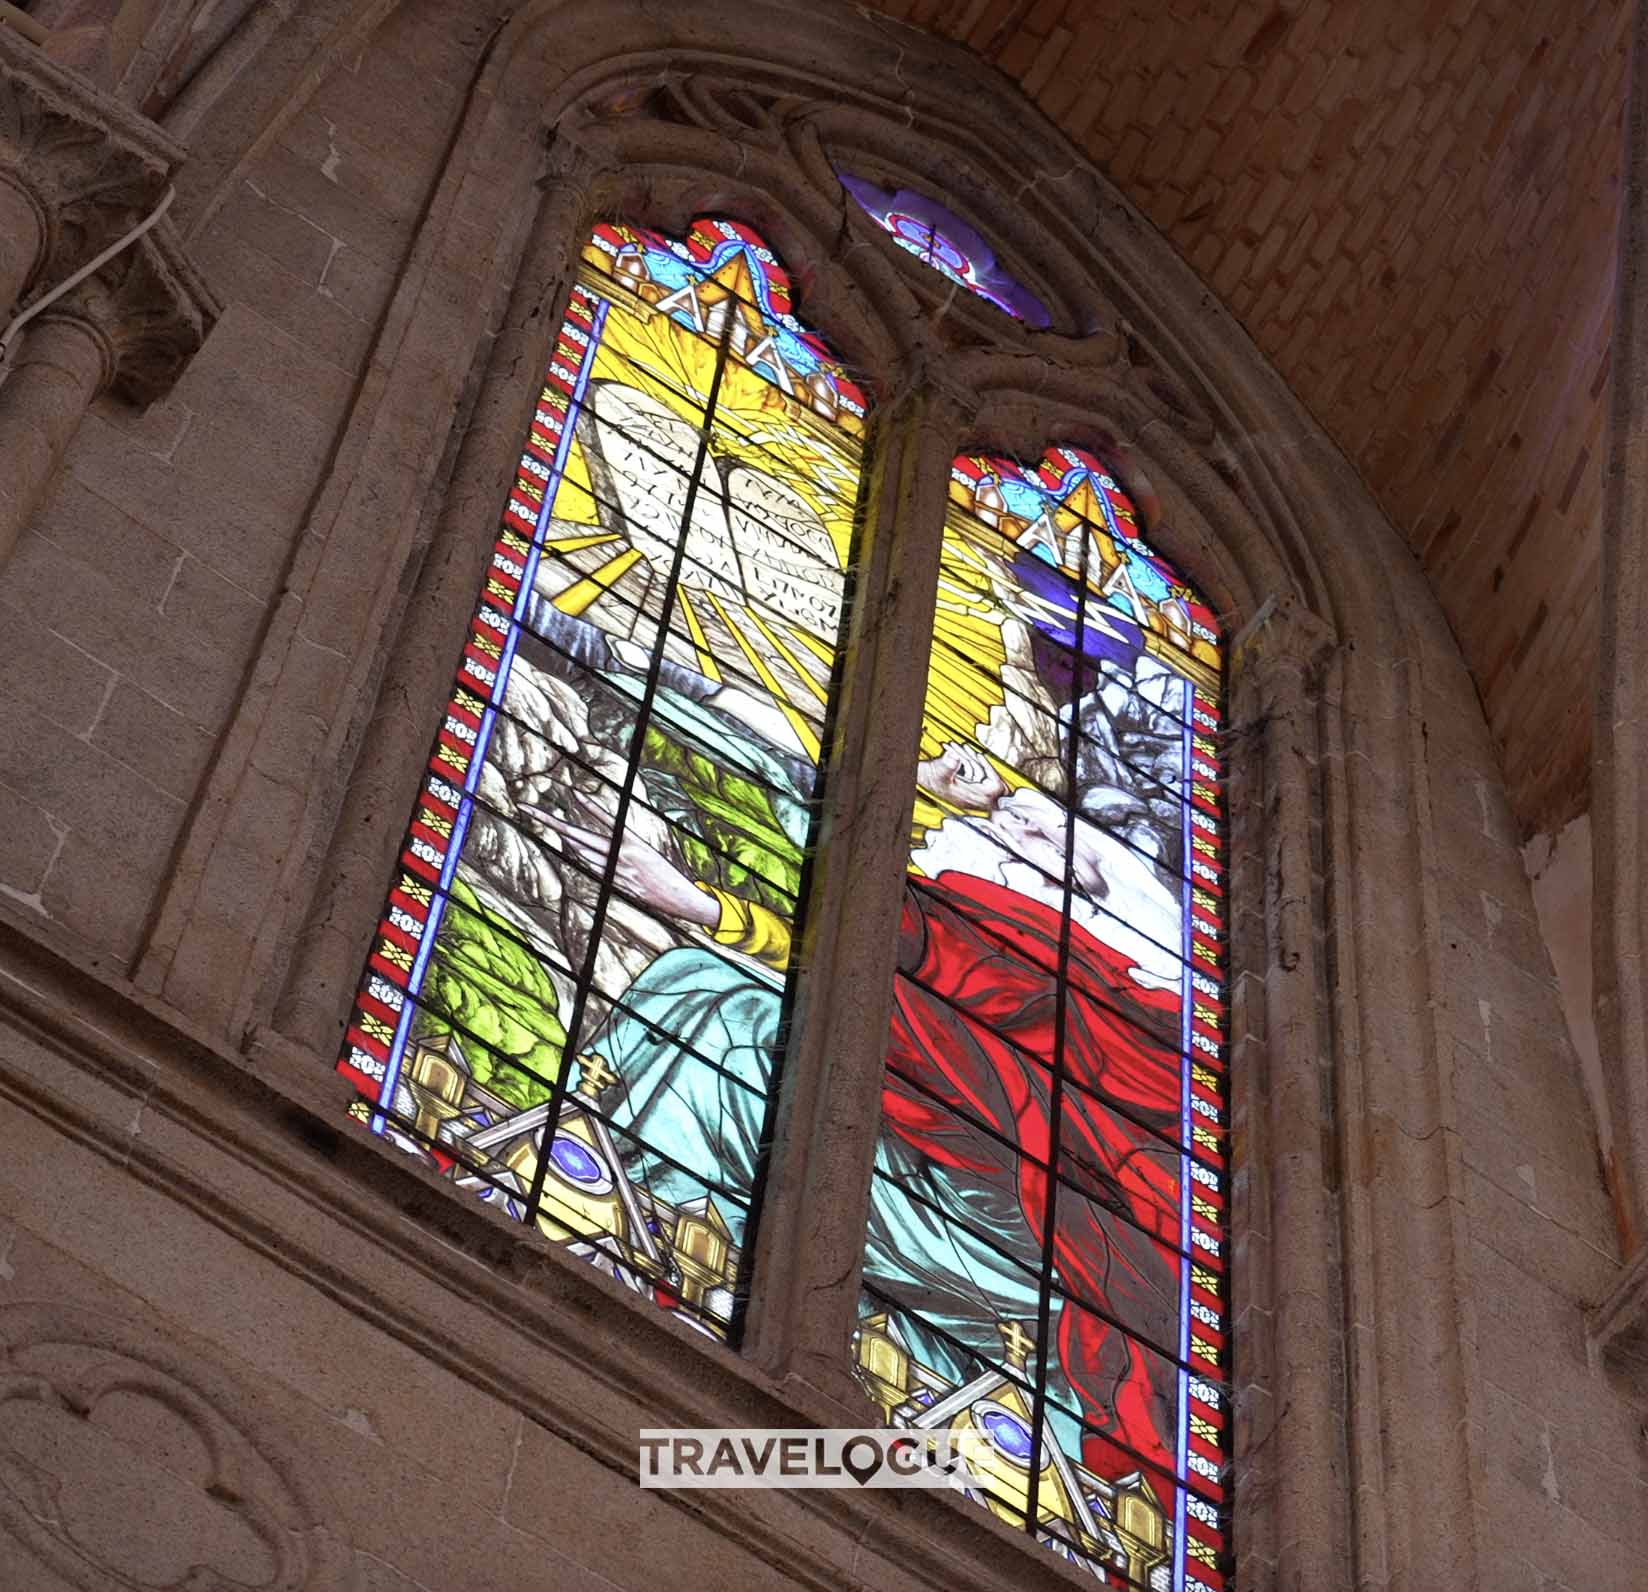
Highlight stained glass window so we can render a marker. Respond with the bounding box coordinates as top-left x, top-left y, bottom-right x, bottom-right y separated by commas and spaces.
338, 217, 870, 1340
838, 171, 1052, 328
338, 196, 1233, 1585
851, 447, 1228, 1590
